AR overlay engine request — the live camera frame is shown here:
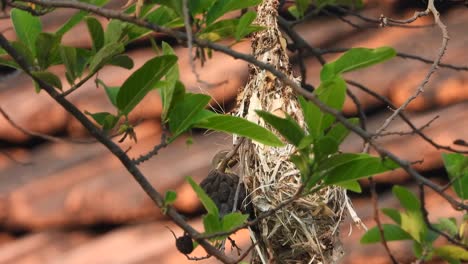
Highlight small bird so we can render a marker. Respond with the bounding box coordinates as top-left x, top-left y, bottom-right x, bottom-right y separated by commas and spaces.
200, 141, 253, 218
199, 169, 246, 217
